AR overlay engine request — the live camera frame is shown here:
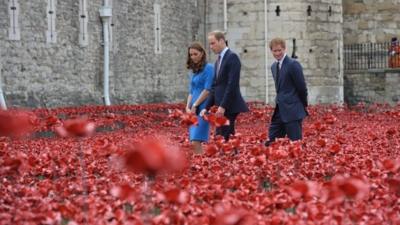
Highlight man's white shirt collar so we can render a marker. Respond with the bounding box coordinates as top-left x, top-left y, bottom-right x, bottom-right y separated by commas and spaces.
277, 53, 287, 69
219, 47, 229, 61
